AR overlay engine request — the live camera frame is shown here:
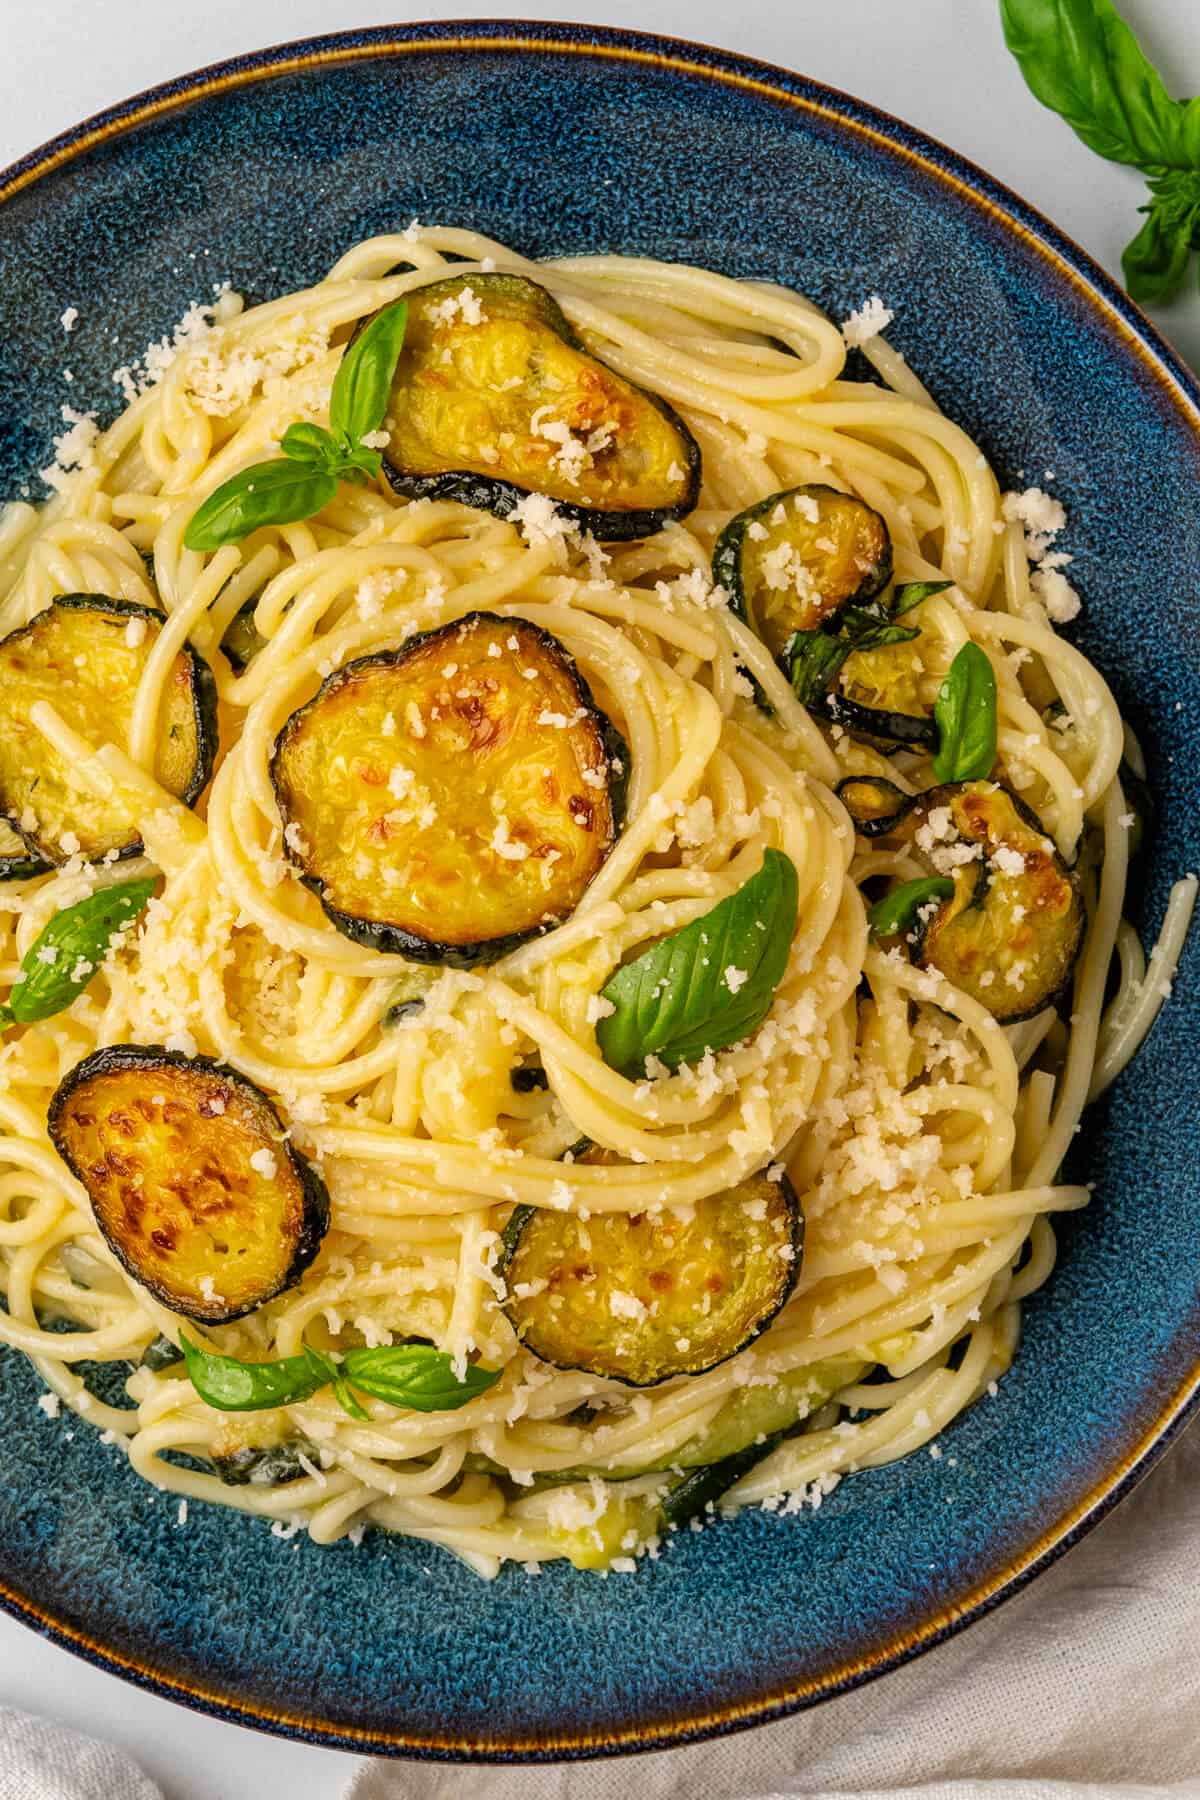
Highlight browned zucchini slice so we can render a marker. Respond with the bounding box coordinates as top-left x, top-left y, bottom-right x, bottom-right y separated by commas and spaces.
873, 781, 1084, 1023
48, 1045, 330, 1324
823, 633, 937, 748
712, 484, 892, 661
0, 596, 217, 865
375, 273, 700, 539
499, 1167, 802, 1388
271, 611, 625, 966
